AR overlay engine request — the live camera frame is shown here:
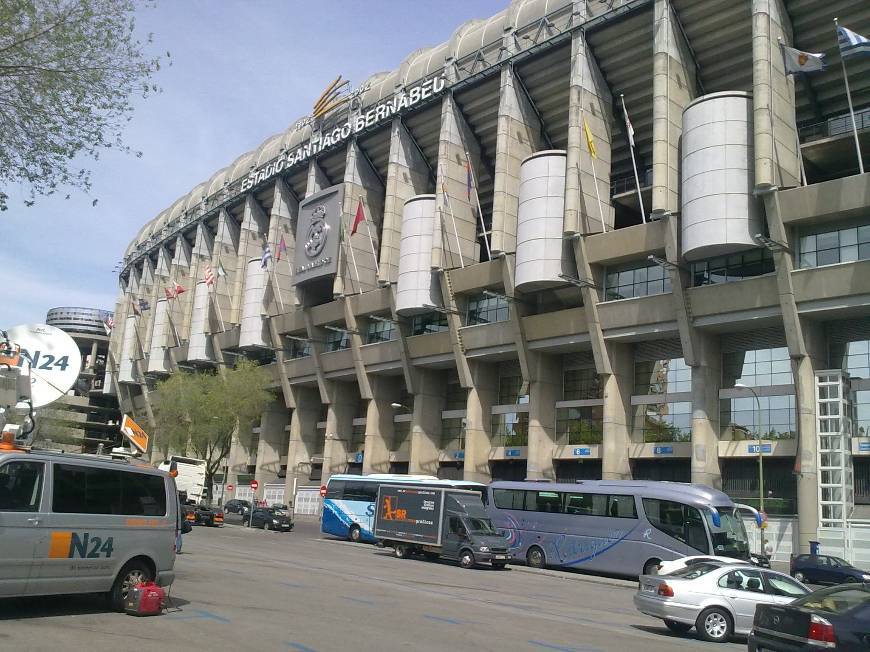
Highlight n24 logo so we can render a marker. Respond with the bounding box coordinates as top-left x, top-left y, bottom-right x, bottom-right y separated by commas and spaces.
69, 533, 114, 559
16, 349, 70, 372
